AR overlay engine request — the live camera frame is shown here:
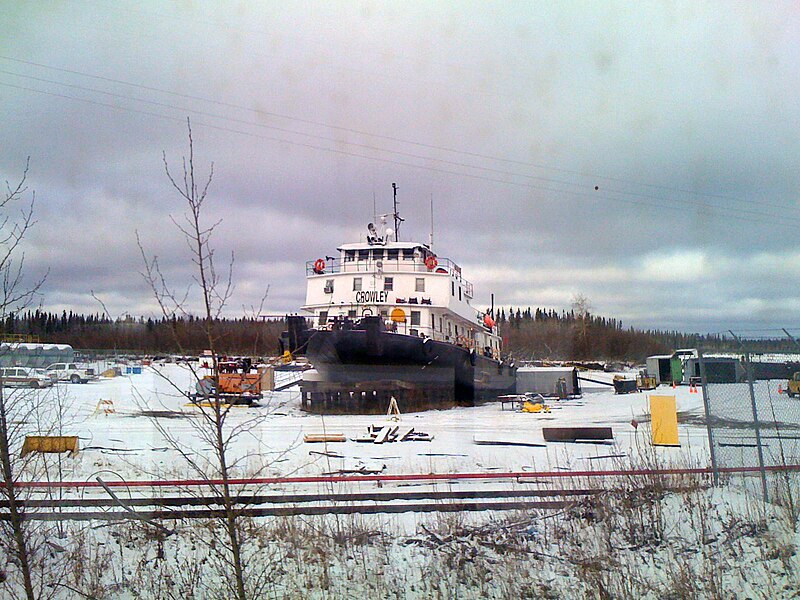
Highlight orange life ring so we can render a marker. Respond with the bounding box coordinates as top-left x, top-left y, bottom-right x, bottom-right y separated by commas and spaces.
425, 255, 438, 270
313, 258, 326, 273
